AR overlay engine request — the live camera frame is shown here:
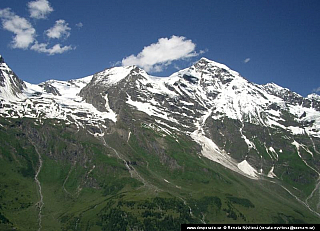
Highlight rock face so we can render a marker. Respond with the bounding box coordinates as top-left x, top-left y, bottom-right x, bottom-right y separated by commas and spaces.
1, 56, 320, 228
38, 82, 61, 96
